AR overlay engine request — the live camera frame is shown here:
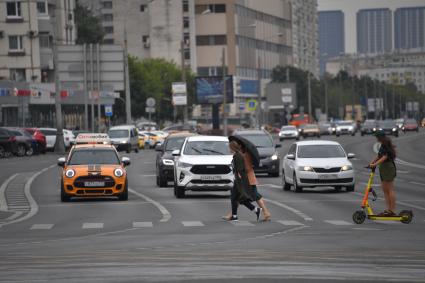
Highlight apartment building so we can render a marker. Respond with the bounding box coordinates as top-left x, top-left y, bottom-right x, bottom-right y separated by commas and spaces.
0, 0, 75, 83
